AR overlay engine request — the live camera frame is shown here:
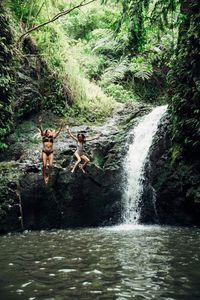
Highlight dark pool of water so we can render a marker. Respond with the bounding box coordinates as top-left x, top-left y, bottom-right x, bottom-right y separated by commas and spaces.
0, 224, 200, 300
